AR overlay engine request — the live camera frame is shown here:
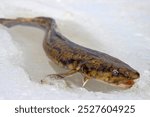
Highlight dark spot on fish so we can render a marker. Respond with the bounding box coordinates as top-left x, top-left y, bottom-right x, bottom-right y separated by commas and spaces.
67, 59, 75, 64
53, 46, 61, 53
98, 63, 108, 72
81, 64, 89, 73
60, 58, 67, 65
